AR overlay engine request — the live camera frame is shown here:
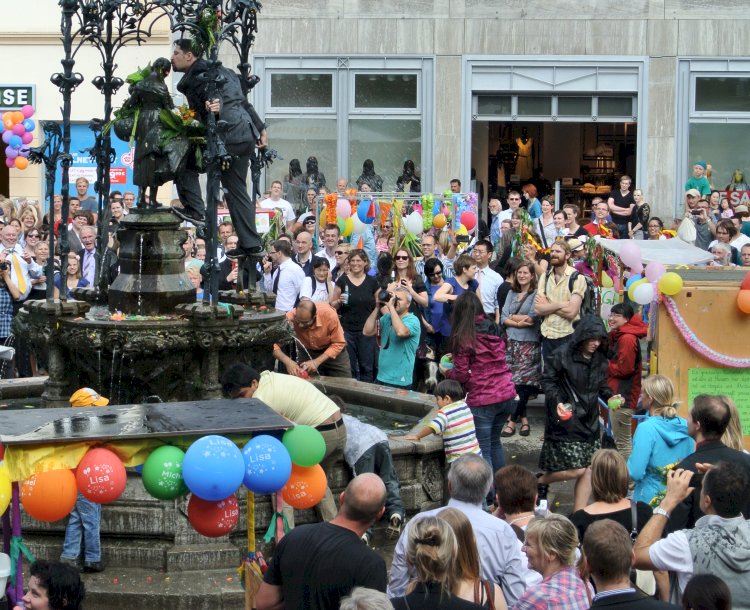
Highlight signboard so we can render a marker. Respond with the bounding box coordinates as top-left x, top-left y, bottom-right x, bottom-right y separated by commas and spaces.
256, 211, 271, 234
0, 85, 34, 111
687, 368, 750, 435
